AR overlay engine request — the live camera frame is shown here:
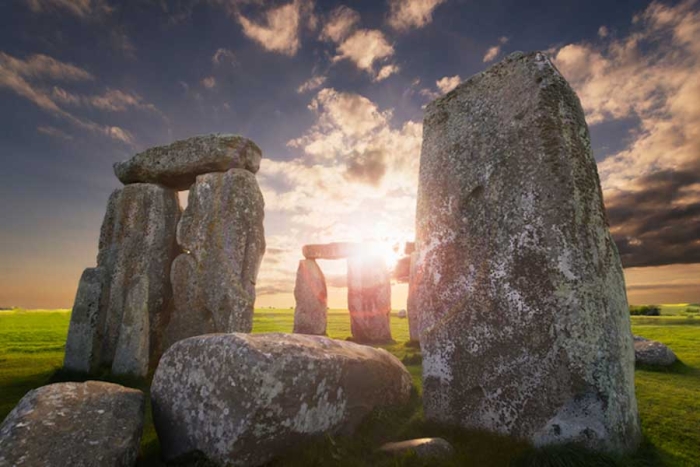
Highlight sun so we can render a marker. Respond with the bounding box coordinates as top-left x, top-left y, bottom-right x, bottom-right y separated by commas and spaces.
360, 240, 406, 271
